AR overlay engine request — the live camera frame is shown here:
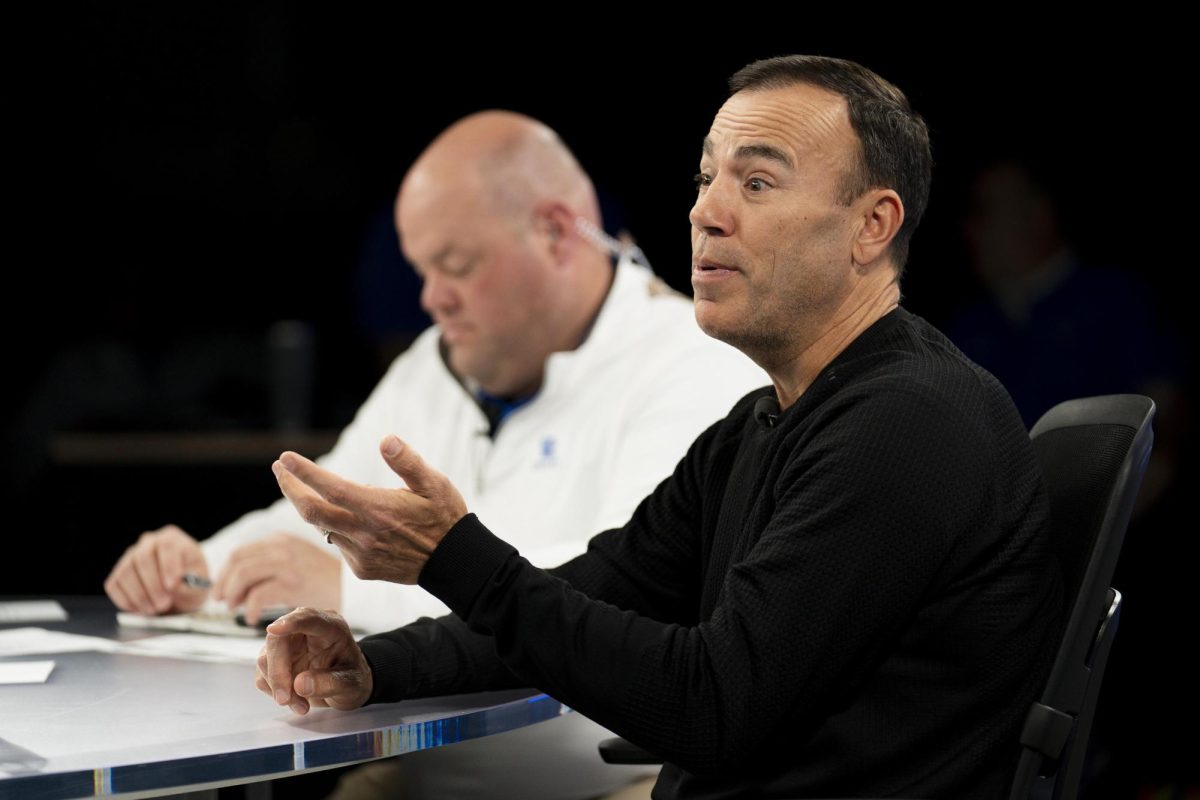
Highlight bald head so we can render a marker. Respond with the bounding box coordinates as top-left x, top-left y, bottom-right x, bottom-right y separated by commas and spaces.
393, 111, 615, 398
399, 111, 599, 232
